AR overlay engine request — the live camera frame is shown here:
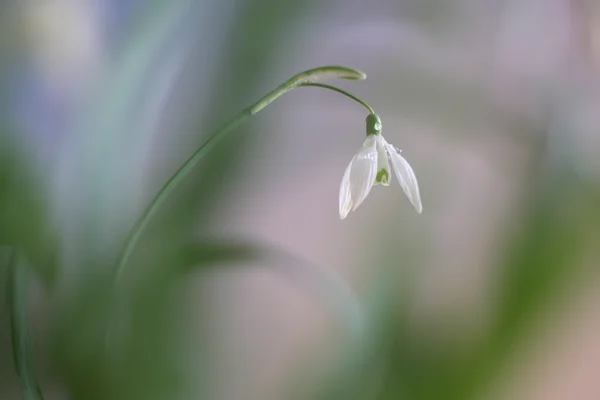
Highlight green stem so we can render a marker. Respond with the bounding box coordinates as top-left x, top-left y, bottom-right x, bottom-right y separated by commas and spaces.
113, 65, 371, 282
7, 250, 44, 400
299, 82, 375, 114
